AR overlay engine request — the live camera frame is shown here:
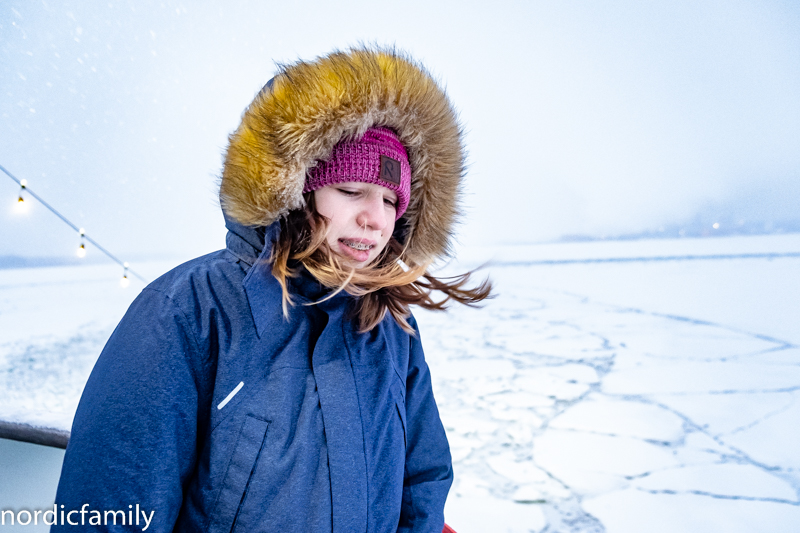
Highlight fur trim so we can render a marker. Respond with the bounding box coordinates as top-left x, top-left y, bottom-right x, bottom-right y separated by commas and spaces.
219, 46, 465, 264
